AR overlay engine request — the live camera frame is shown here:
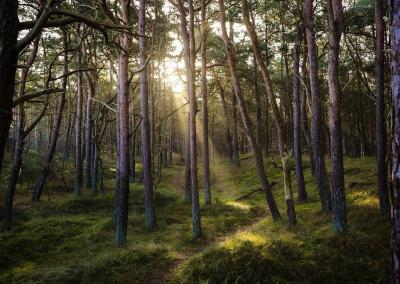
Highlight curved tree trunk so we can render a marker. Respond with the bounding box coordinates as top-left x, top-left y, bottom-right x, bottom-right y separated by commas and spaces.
241, 0, 295, 223
33, 32, 67, 202
219, 0, 281, 220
